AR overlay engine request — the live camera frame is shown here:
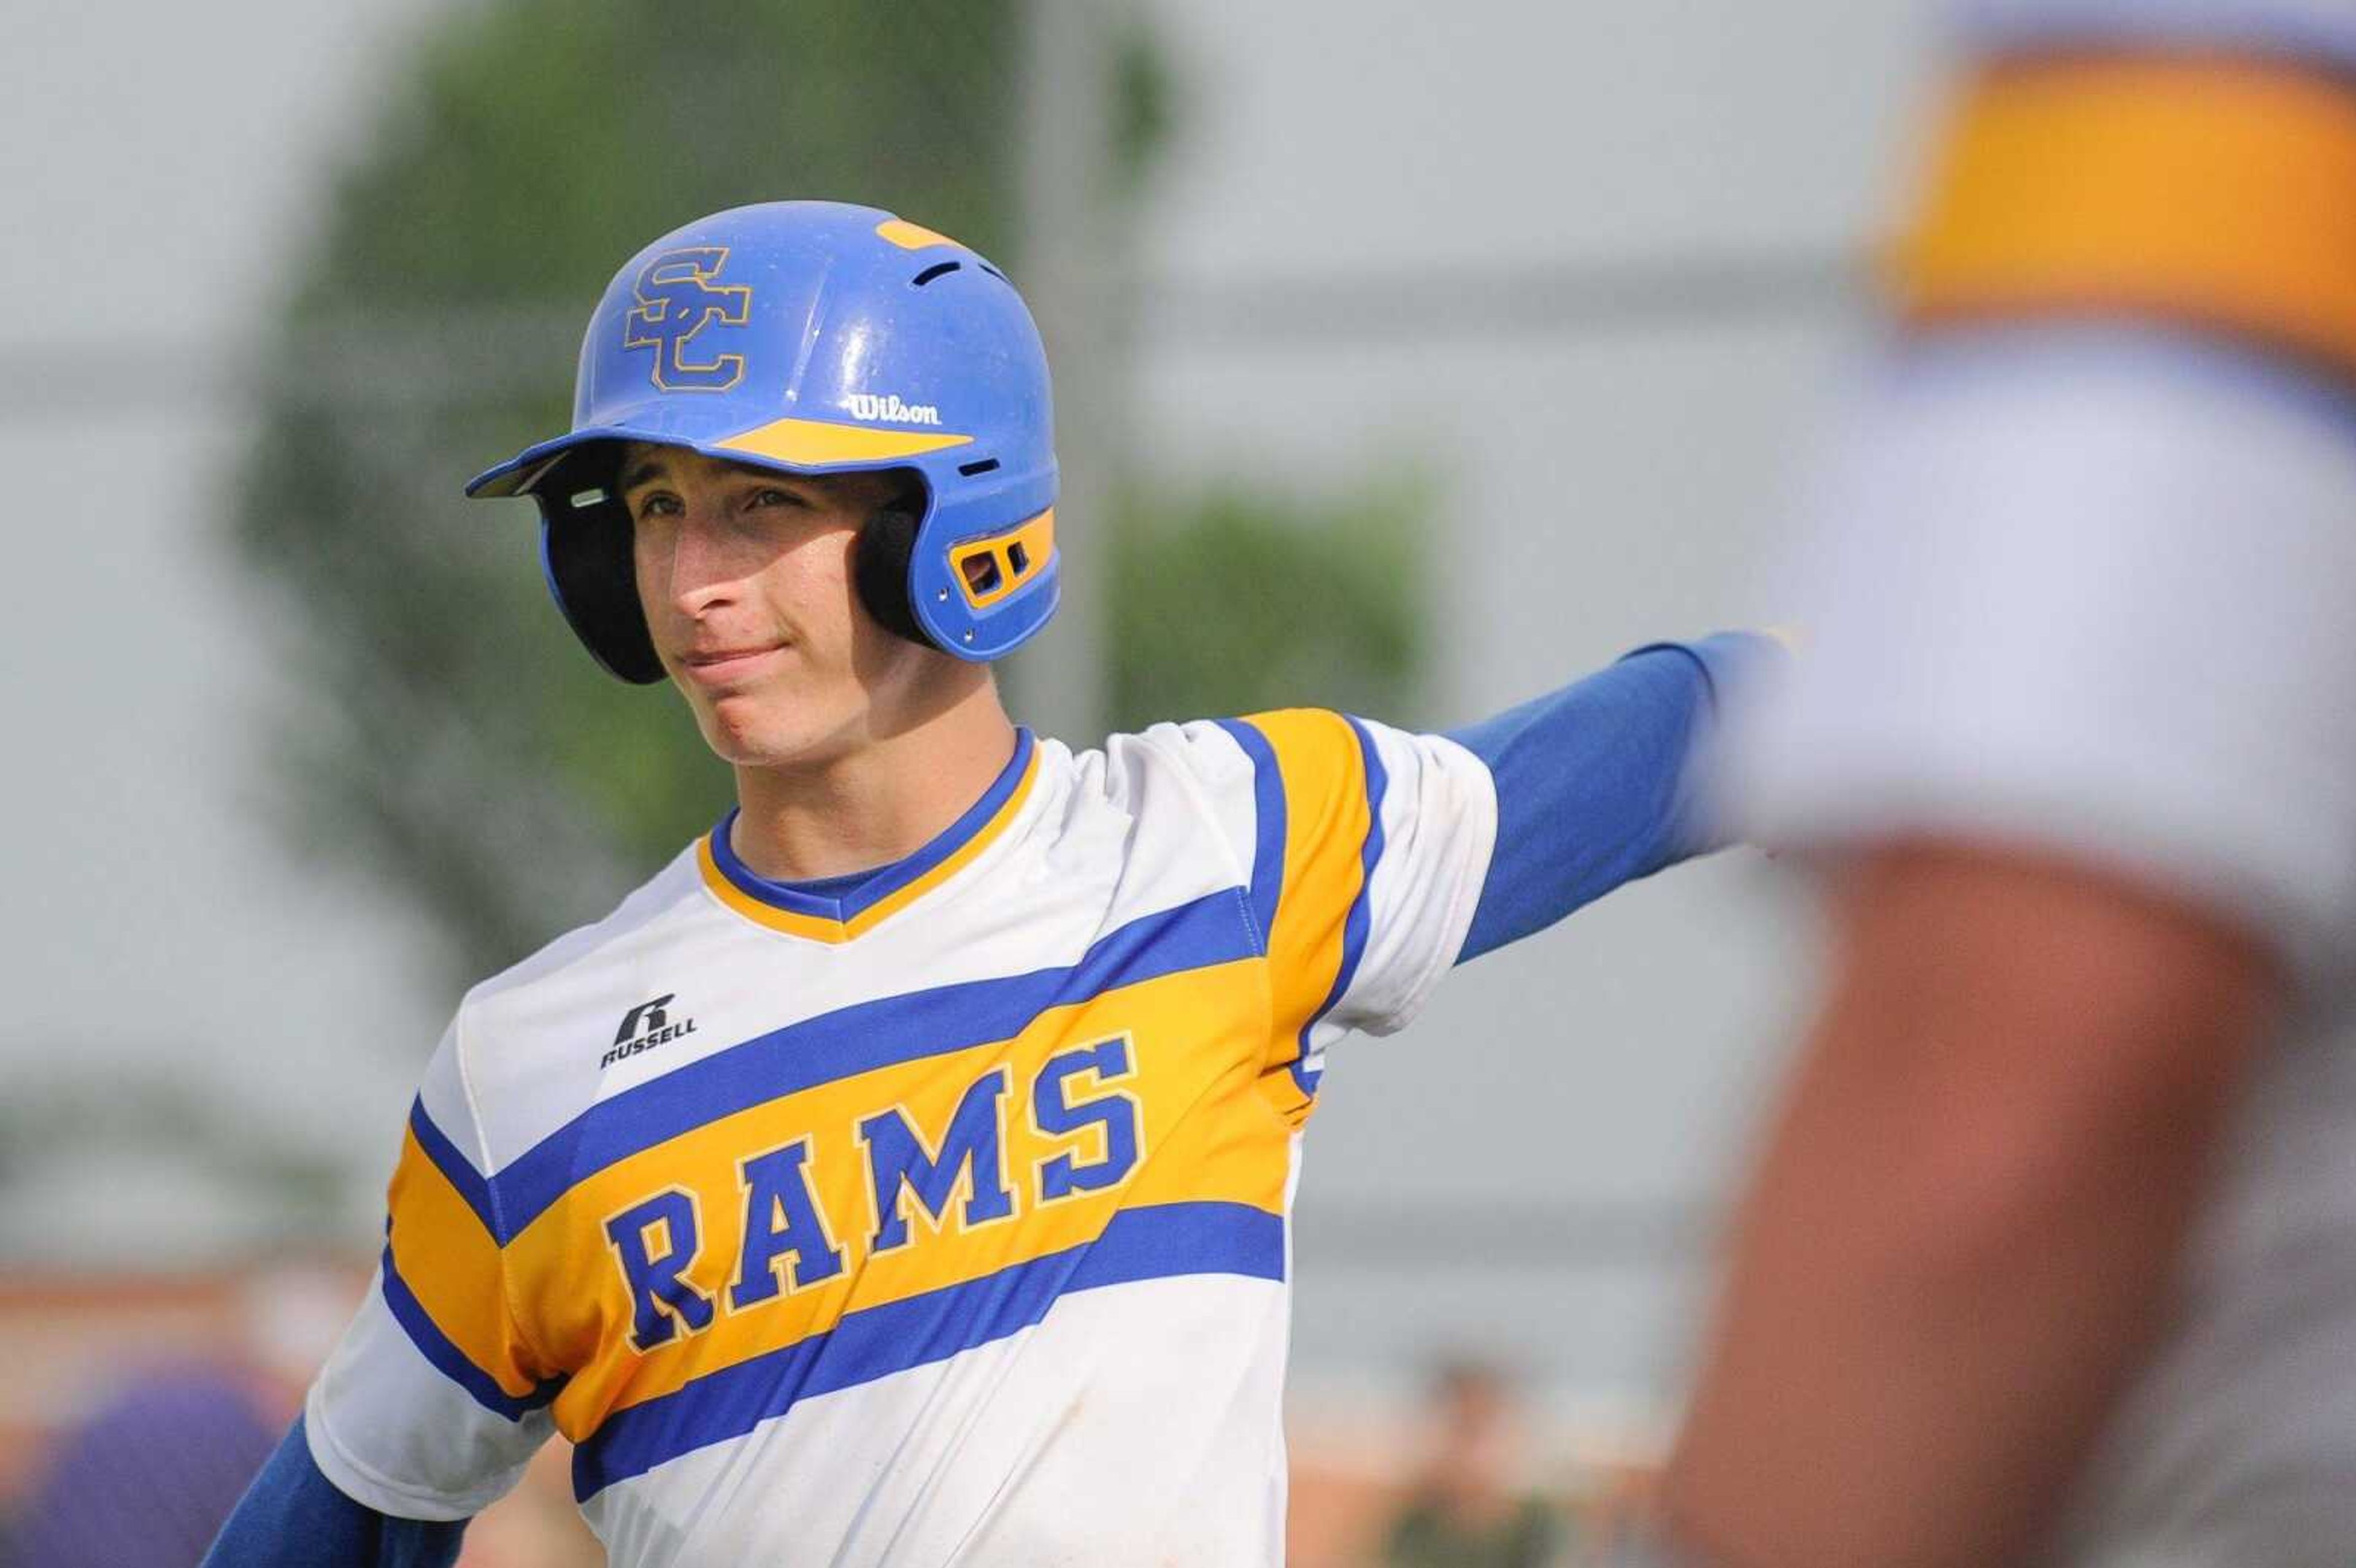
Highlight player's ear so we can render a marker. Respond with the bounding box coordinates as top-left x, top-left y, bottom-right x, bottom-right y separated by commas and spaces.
539, 445, 666, 684
852, 472, 932, 647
